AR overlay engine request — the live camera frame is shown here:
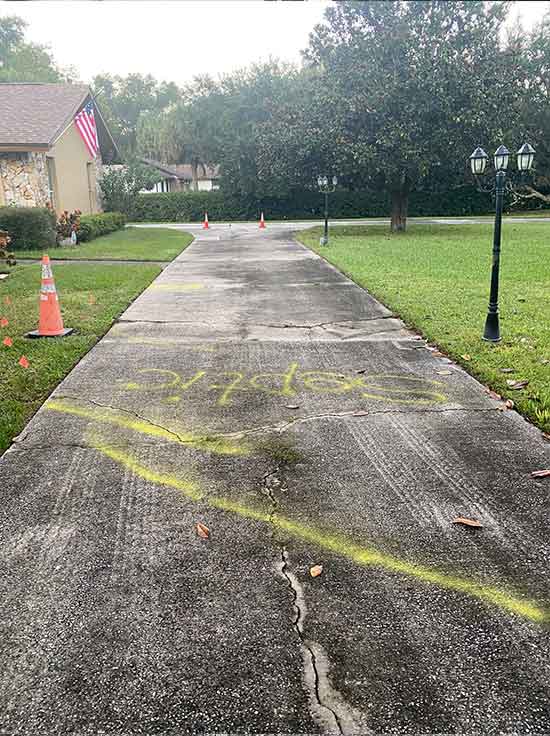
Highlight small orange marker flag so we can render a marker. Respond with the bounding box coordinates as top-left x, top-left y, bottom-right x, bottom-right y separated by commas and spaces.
3, 337, 12, 347
26, 255, 73, 338
18, 356, 29, 369
0, 317, 8, 328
